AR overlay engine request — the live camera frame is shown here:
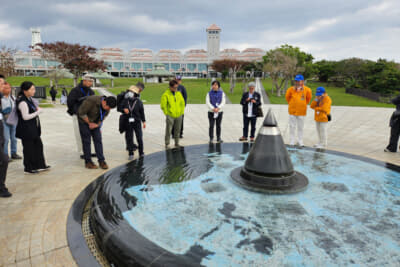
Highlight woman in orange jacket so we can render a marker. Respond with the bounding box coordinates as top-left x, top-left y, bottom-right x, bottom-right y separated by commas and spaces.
310, 87, 332, 148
